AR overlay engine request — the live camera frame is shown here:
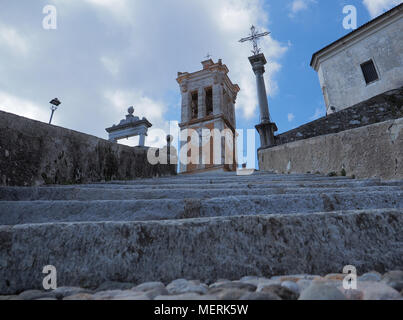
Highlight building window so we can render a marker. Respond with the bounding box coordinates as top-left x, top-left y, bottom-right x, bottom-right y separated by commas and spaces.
191, 91, 198, 119
360, 60, 379, 84
205, 87, 213, 116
